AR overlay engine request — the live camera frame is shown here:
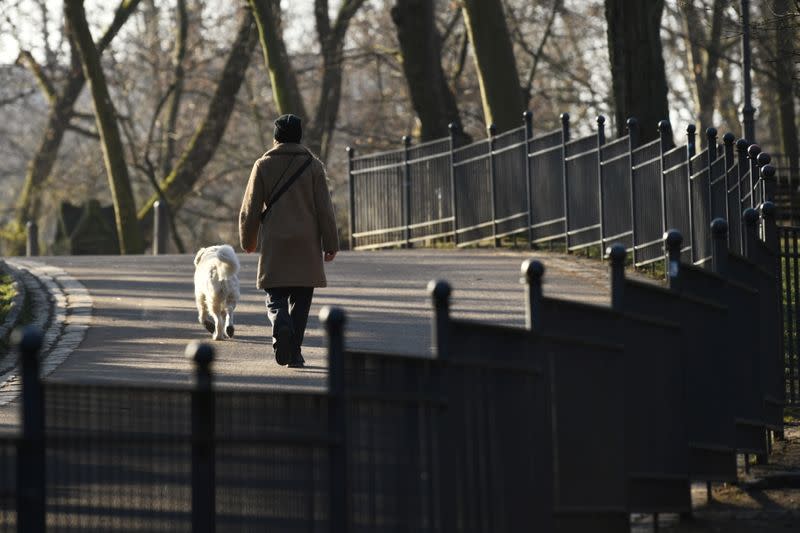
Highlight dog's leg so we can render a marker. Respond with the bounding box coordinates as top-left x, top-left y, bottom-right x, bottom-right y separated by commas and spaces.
212, 313, 224, 341
224, 307, 235, 338
196, 293, 214, 334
